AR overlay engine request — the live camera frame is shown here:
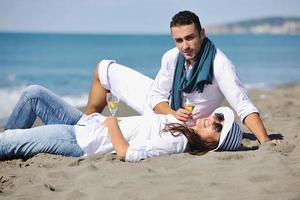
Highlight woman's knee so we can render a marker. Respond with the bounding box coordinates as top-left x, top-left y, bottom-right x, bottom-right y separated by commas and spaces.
96, 60, 115, 83
94, 62, 99, 78
22, 85, 49, 99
